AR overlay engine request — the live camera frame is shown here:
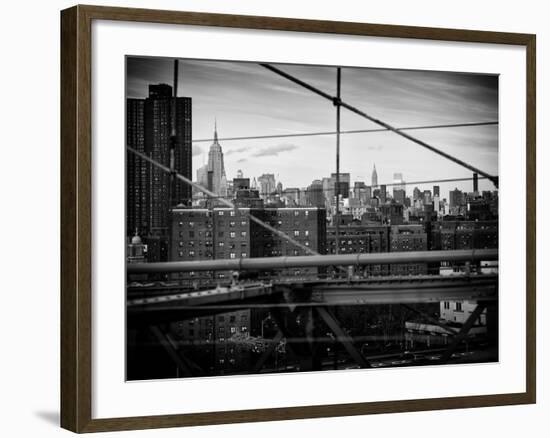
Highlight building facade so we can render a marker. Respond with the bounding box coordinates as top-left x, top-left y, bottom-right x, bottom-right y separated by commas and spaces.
170, 204, 327, 283
389, 224, 428, 275
326, 224, 390, 275
257, 173, 276, 199
126, 84, 192, 245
